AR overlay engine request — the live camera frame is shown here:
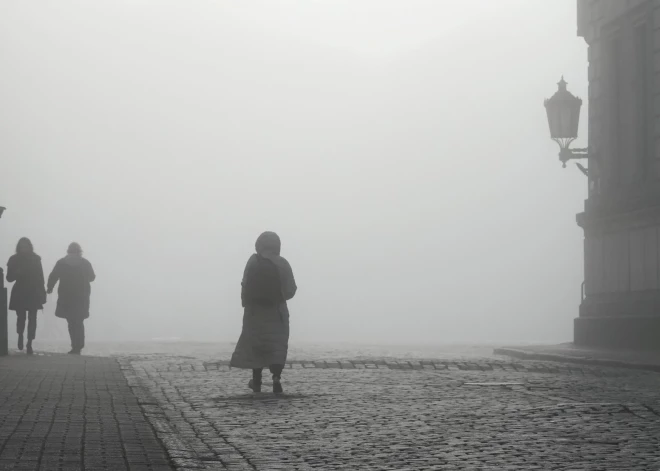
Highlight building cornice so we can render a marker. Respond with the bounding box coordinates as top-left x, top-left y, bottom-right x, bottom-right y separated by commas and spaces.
577, 203, 660, 233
